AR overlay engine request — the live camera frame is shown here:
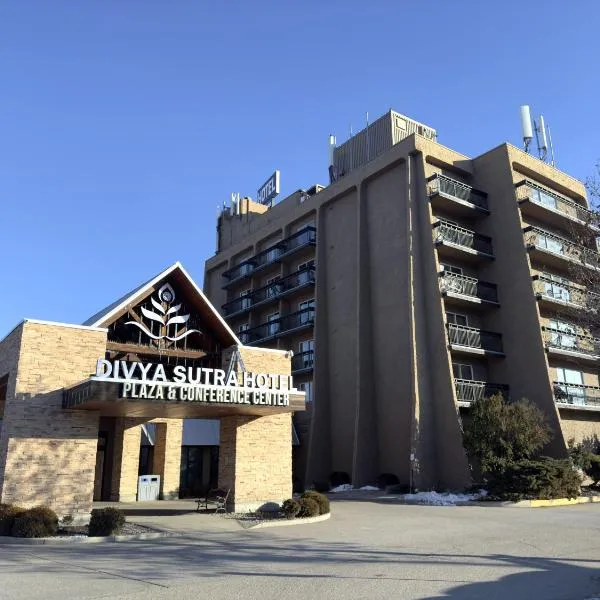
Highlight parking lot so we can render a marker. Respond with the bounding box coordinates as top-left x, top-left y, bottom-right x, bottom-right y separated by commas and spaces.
0, 499, 599, 600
